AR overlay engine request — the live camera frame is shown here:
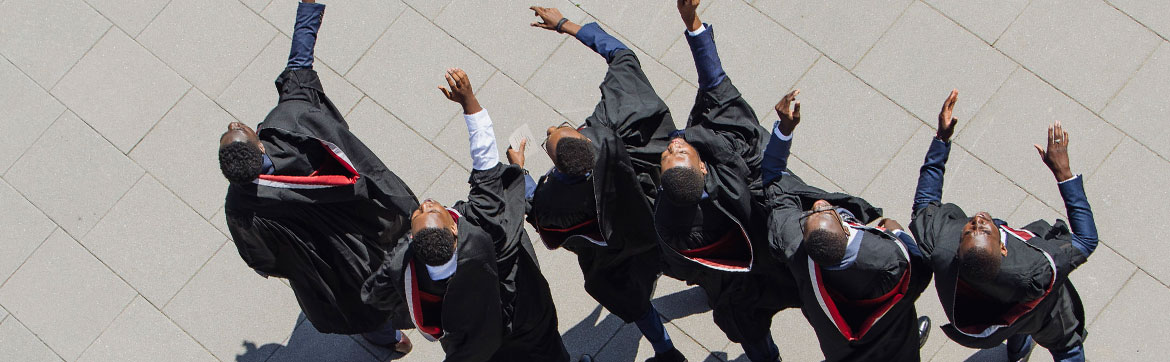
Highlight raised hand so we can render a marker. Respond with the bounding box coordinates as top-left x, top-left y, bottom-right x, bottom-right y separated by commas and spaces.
530, 6, 579, 35
1034, 120, 1074, 182
775, 89, 801, 136
439, 68, 482, 114
877, 218, 904, 232
677, 0, 702, 32
507, 138, 528, 168
937, 89, 958, 142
